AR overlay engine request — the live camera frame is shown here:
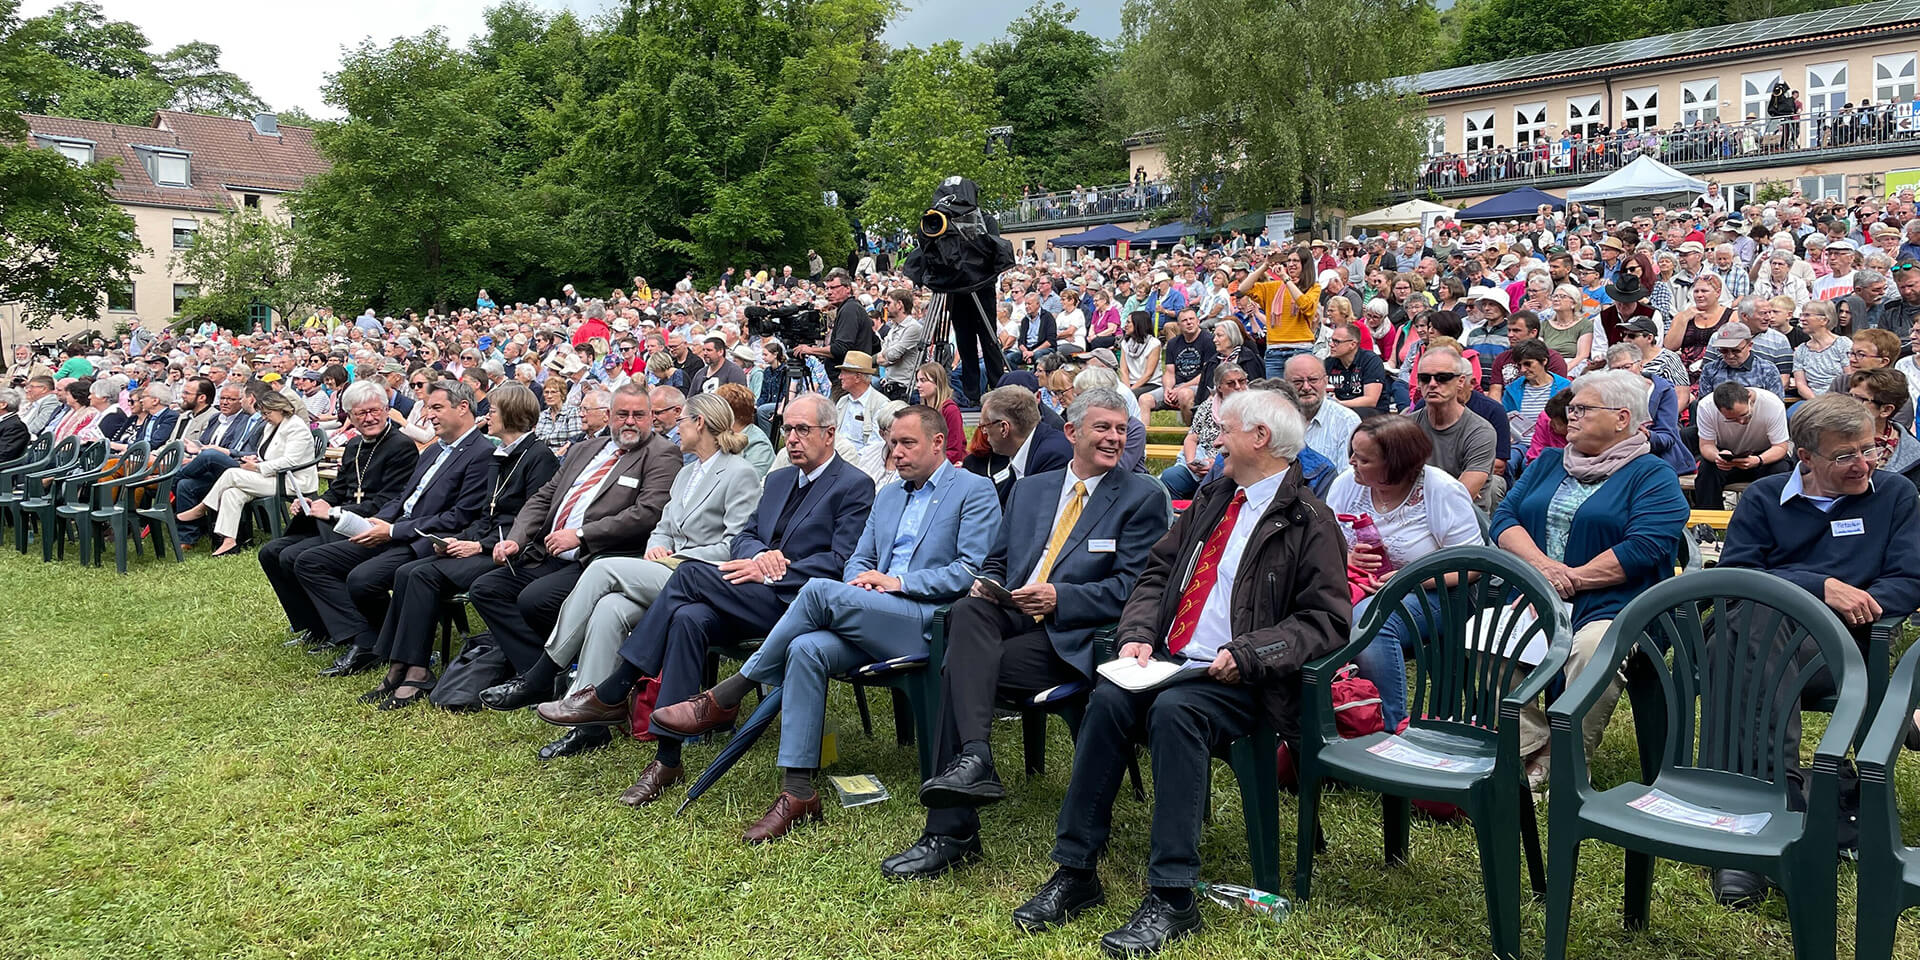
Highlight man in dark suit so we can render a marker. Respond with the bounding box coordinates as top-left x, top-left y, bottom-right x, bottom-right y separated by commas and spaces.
969, 385, 1073, 503
526, 392, 874, 808
260, 380, 421, 649
296, 380, 494, 677
883, 388, 1171, 879
467, 383, 682, 673
1008, 291, 1057, 370
174, 381, 268, 548
112, 383, 178, 454
0, 388, 29, 463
